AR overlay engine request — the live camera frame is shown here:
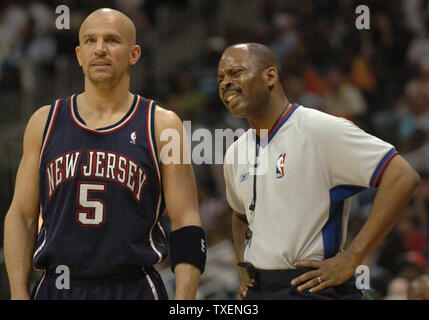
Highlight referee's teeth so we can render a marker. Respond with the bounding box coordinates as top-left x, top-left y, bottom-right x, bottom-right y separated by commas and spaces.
226, 94, 239, 103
